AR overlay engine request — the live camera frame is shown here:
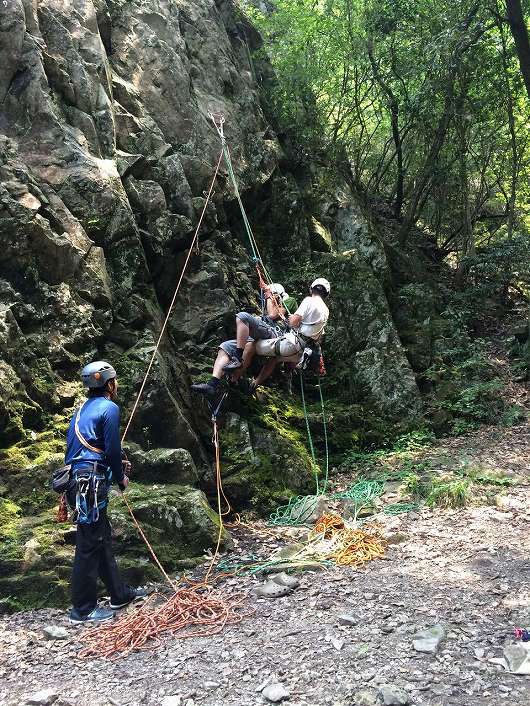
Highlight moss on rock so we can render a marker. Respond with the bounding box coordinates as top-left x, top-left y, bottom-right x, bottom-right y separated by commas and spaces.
109, 483, 230, 566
